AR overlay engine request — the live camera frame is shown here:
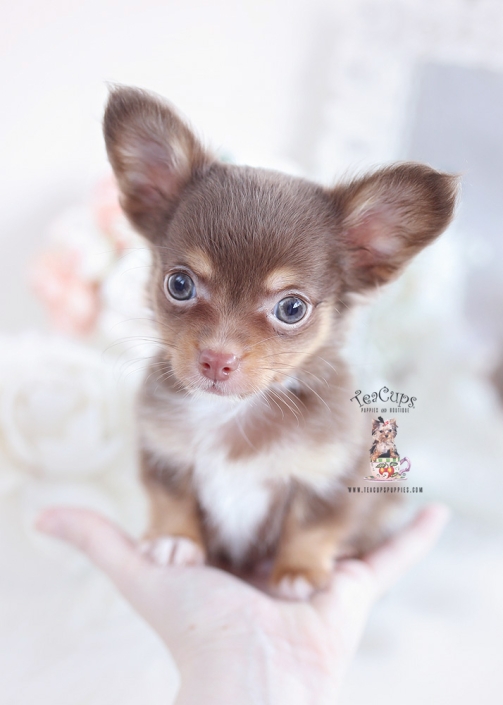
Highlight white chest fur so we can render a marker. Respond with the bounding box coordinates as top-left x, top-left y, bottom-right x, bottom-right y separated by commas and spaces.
195, 455, 275, 562
187, 396, 276, 563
